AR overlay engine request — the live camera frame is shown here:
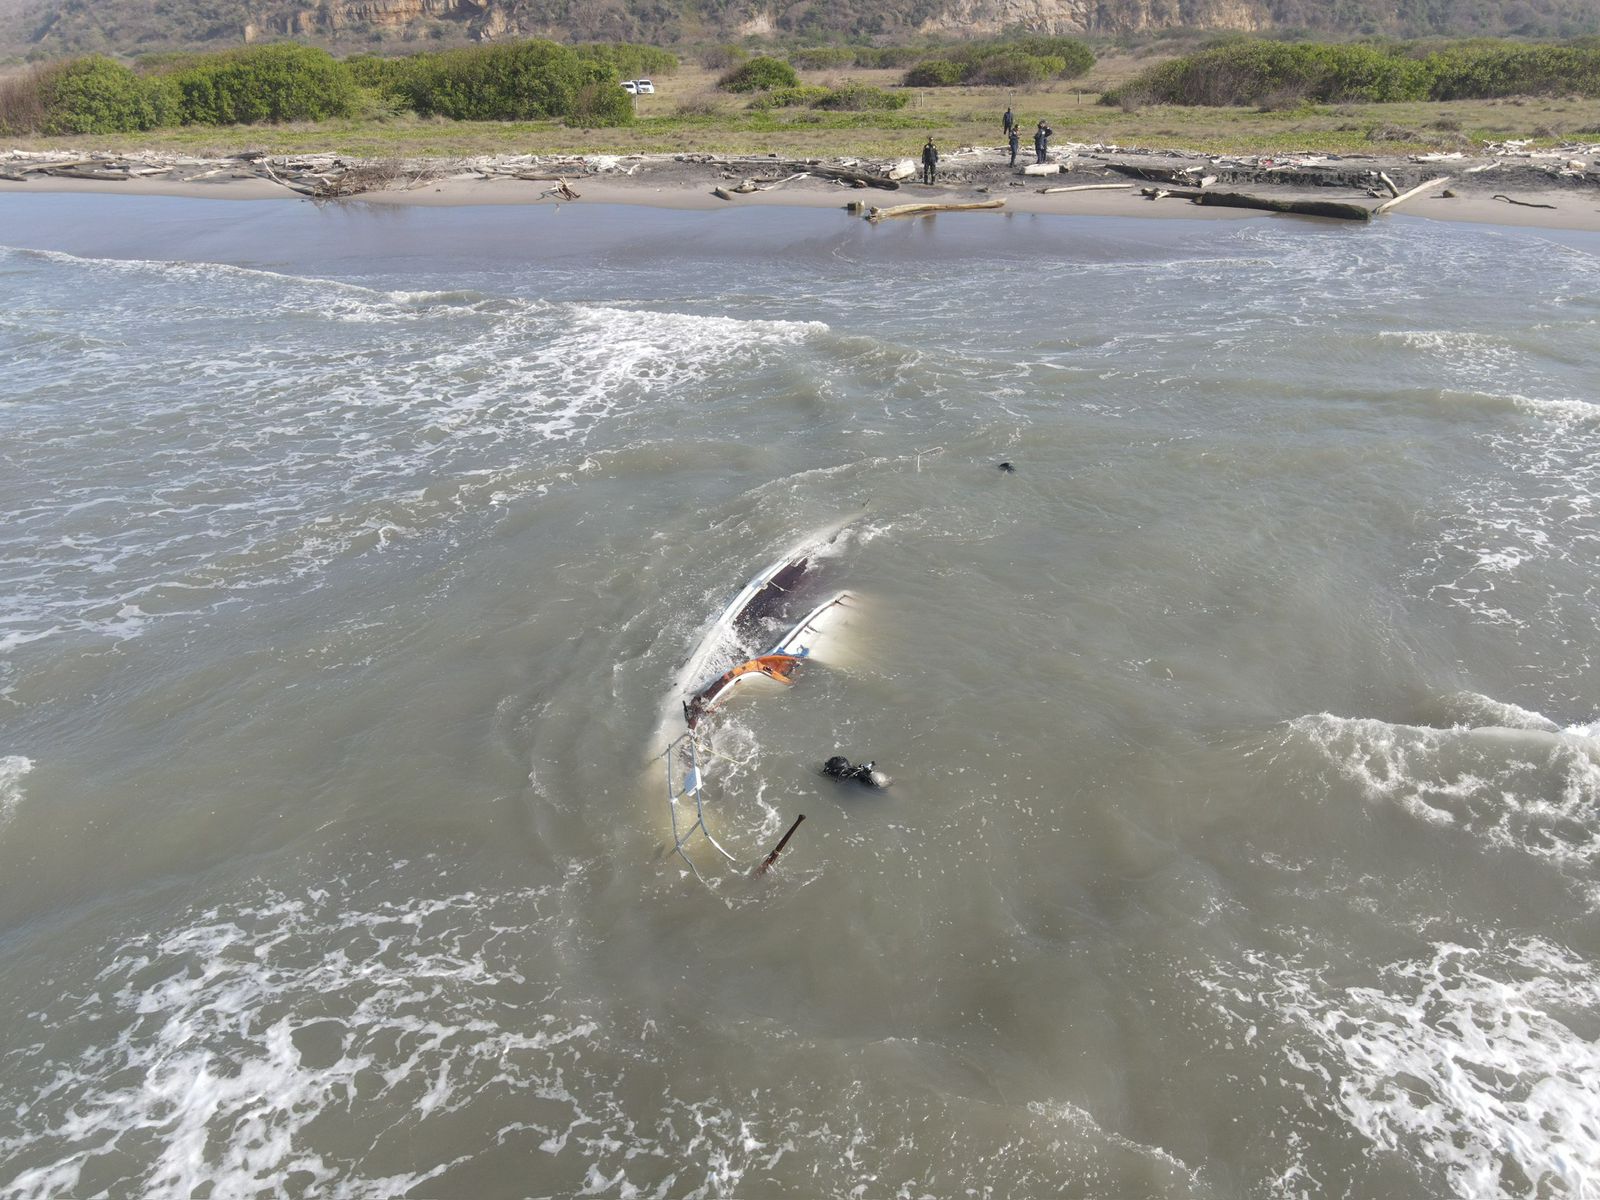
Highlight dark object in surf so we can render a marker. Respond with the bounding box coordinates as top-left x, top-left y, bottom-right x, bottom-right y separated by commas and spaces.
823, 756, 892, 789
997, 461, 1016, 473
